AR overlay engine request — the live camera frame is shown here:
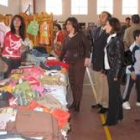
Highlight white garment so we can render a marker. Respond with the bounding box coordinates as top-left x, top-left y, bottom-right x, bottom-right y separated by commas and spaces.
0, 22, 10, 34
44, 85, 67, 105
